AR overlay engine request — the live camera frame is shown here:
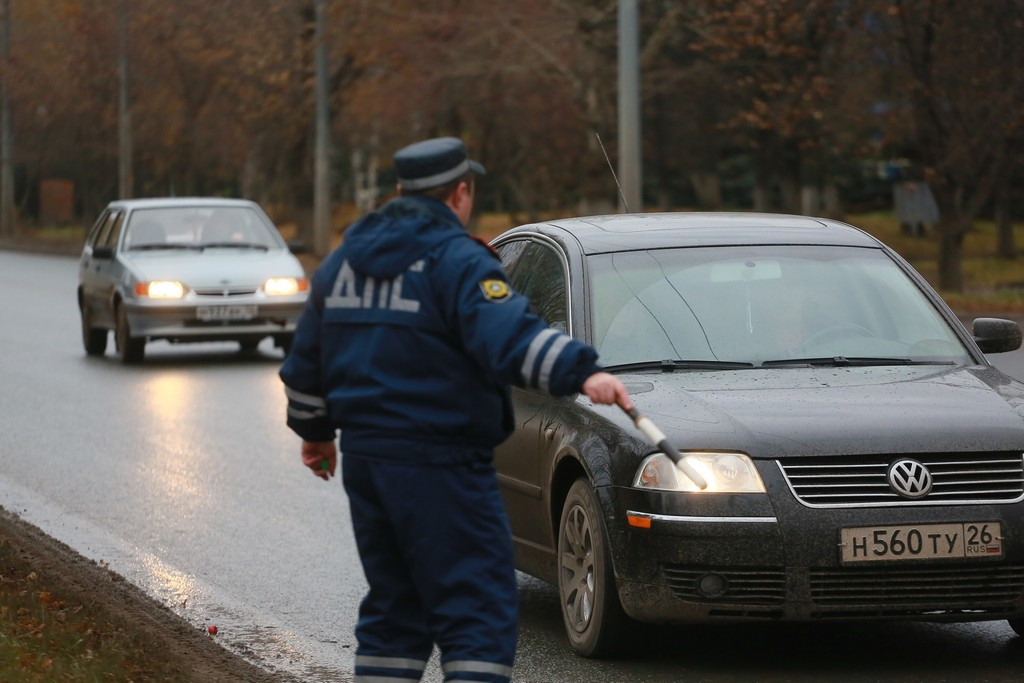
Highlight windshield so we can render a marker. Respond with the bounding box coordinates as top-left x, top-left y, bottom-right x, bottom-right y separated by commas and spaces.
589, 245, 972, 367
123, 206, 283, 251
